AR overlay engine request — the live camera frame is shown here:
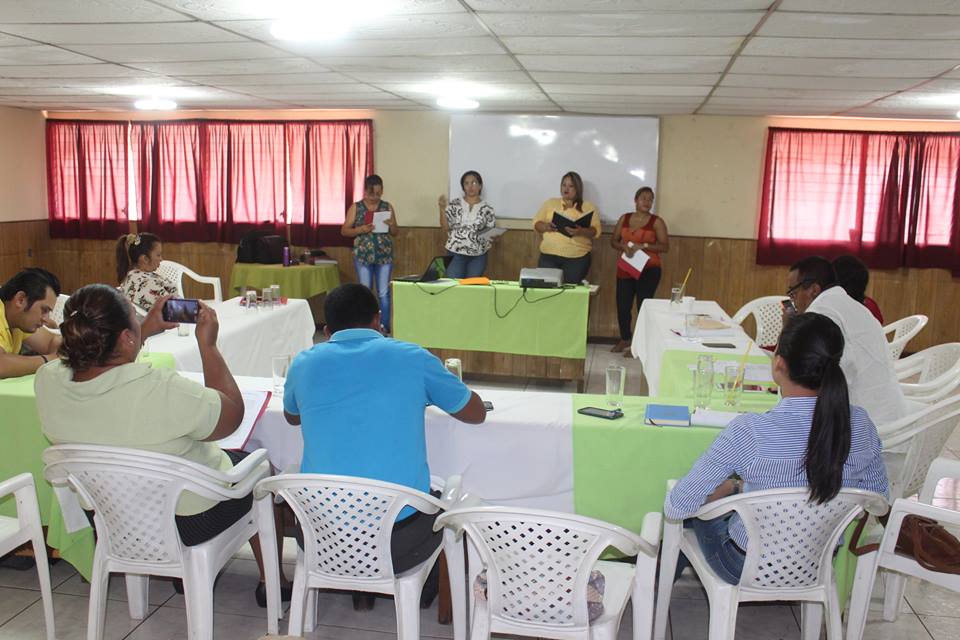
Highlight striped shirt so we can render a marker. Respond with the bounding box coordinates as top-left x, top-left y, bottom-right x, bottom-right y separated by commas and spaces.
664, 396, 888, 549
